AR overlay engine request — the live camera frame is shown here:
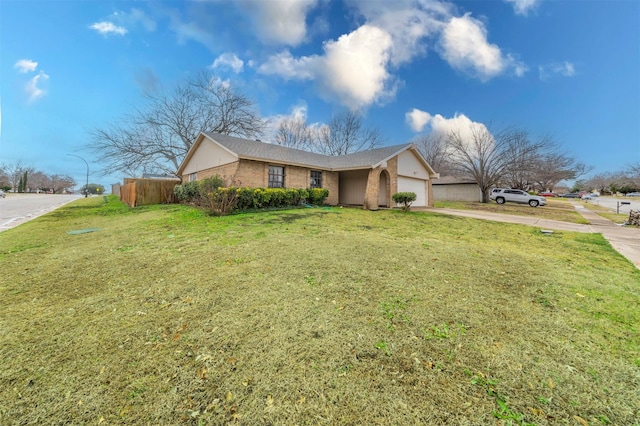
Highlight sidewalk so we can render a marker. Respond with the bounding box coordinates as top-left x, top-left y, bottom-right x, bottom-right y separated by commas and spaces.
425, 205, 640, 270
571, 203, 640, 270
